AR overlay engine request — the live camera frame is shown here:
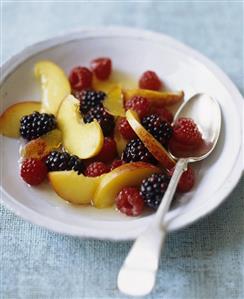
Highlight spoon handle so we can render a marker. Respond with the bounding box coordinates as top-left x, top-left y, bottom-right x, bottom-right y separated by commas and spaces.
154, 158, 188, 226
117, 158, 188, 296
